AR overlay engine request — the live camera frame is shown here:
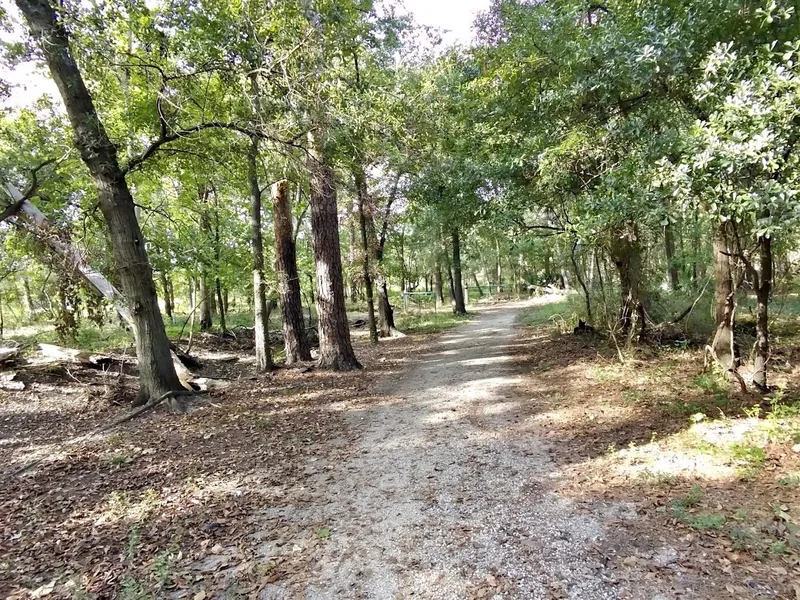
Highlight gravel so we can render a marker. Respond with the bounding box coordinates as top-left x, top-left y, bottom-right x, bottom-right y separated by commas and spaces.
271, 302, 674, 599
